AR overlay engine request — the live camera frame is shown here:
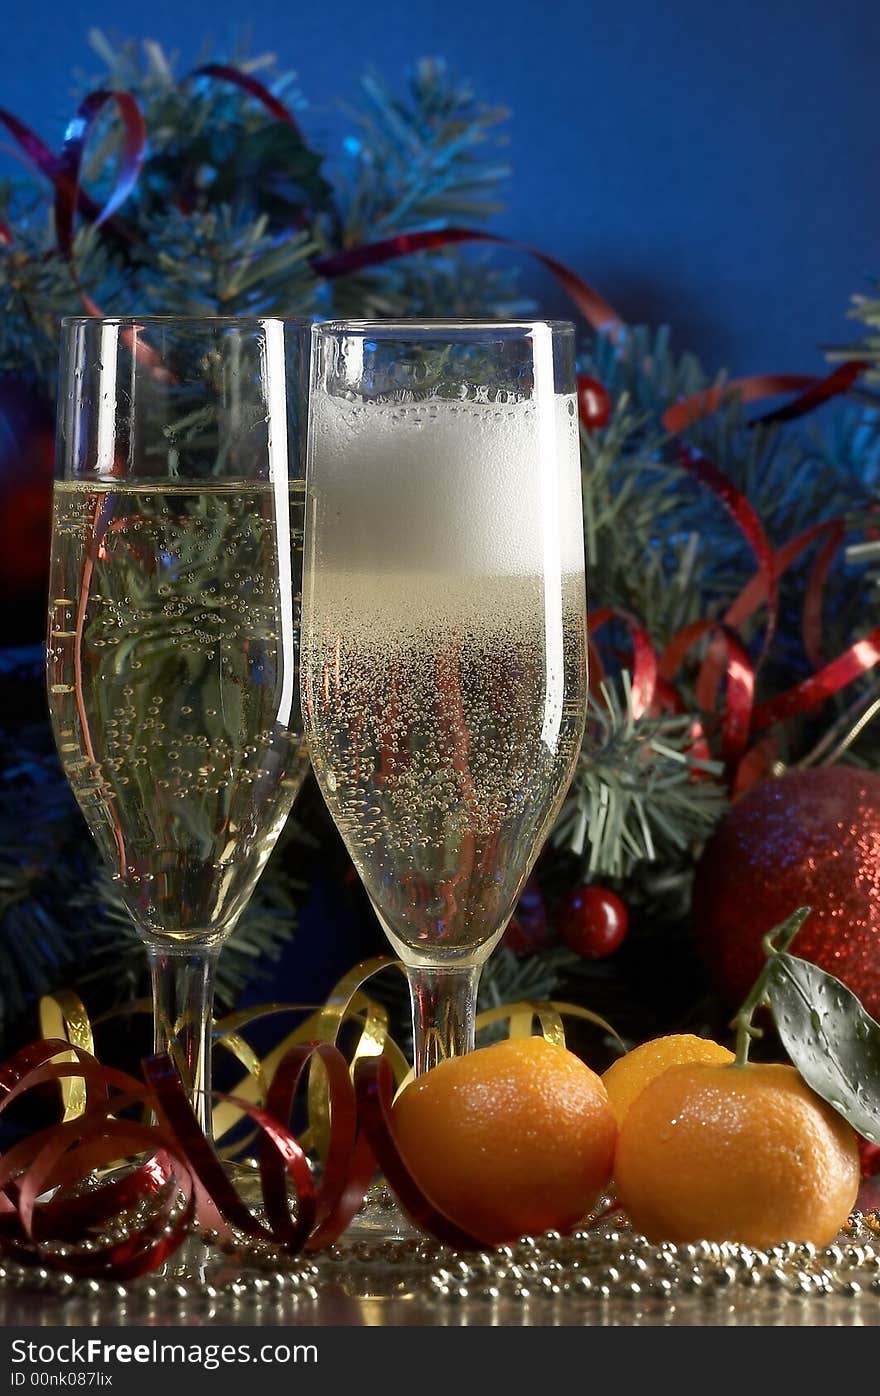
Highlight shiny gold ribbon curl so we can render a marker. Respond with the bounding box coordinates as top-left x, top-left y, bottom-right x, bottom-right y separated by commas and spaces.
38, 987, 96, 1121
